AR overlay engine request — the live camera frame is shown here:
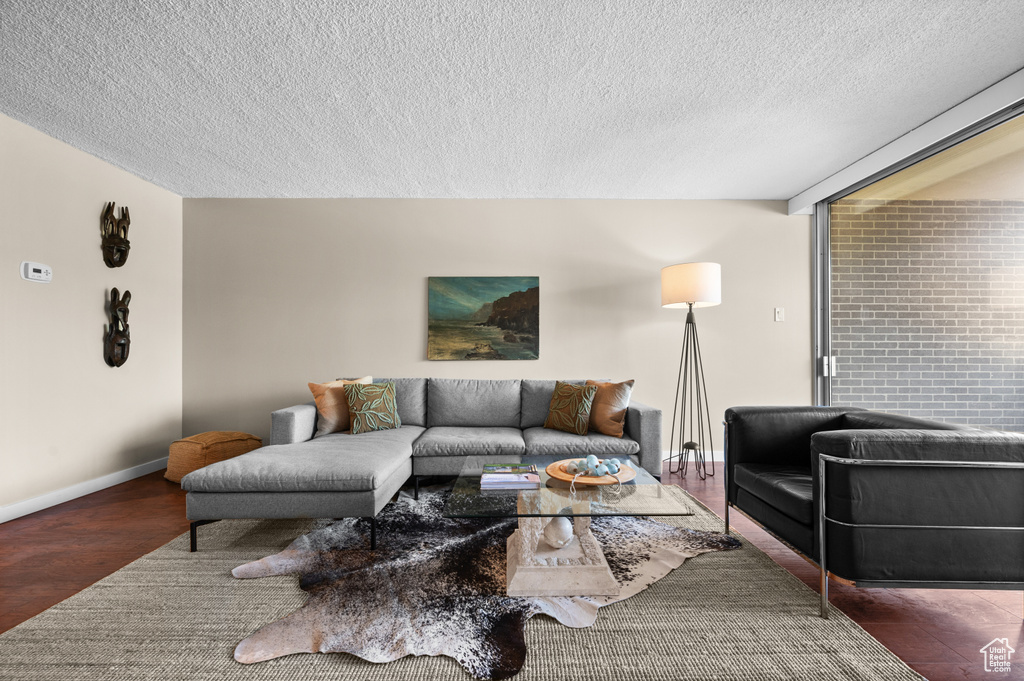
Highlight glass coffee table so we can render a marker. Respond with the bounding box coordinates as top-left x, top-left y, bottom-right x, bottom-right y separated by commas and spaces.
443, 455, 694, 597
